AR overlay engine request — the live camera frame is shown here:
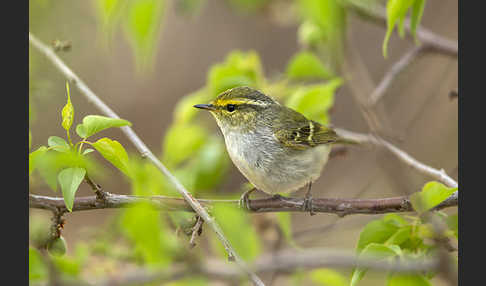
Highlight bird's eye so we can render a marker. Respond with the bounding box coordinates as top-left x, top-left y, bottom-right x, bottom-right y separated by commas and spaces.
226, 104, 236, 112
